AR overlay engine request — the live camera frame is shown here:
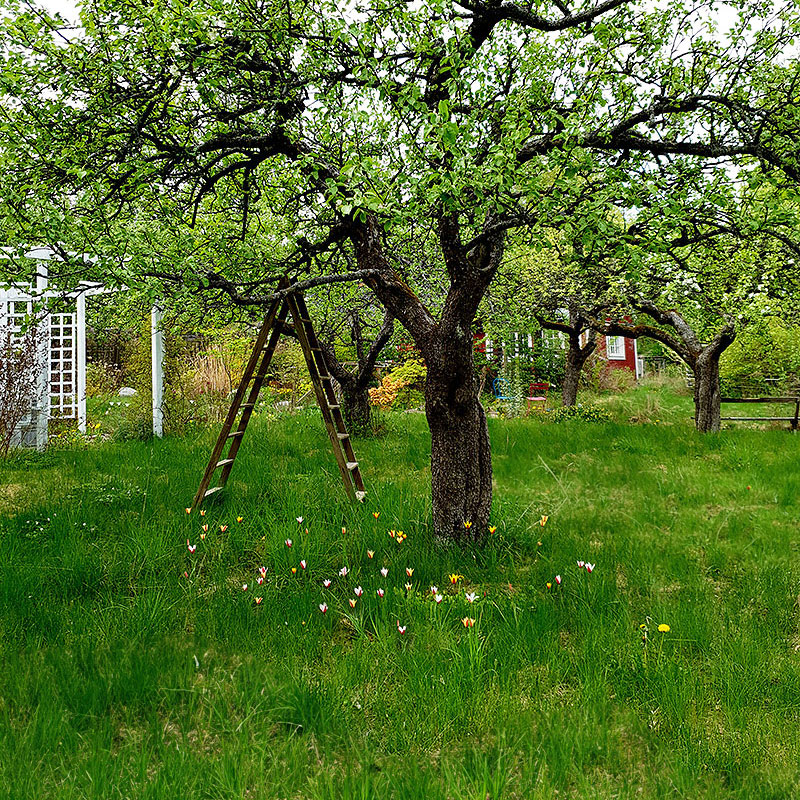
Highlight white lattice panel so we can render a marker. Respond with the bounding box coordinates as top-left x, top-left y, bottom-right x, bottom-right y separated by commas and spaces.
49, 312, 77, 419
